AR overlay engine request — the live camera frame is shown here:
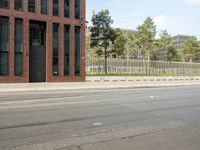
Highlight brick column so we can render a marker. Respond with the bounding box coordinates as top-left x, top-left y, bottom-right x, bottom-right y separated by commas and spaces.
70, 25, 75, 77
9, 0, 14, 10
24, 0, 28, 13
46, 22, 53, 81
81, 26, 86, 79
80, 0, 86, 80
48, 0, 53, 17
70, 0, 75, 19
60, 23, 64, 77
23, 18, 29, 82
59, 0, 65, 78
60, 0, 64, 18
36, 0, 41, 14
